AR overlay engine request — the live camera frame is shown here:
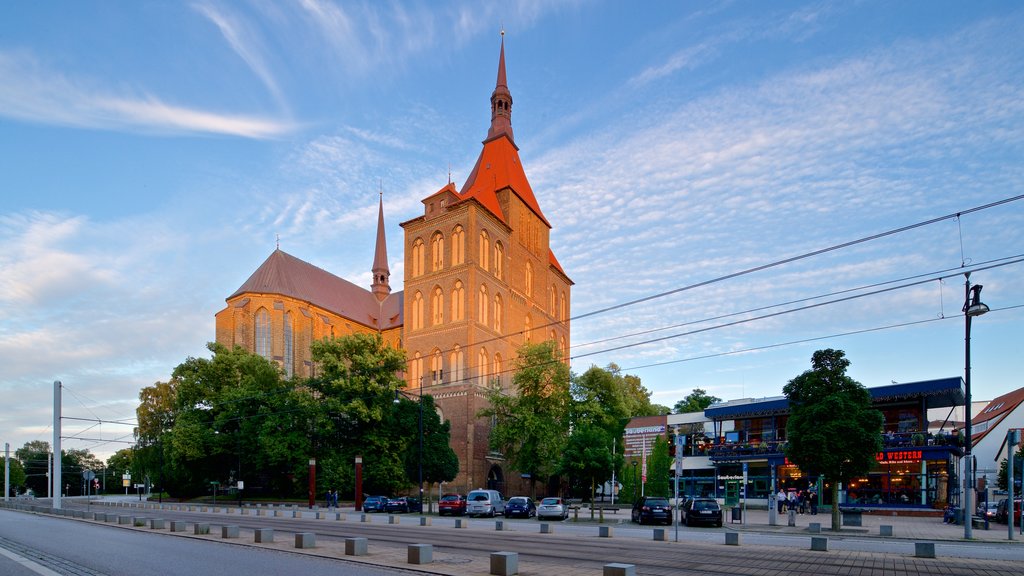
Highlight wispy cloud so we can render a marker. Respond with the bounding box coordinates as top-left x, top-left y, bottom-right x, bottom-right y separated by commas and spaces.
0, 51, 295, 138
